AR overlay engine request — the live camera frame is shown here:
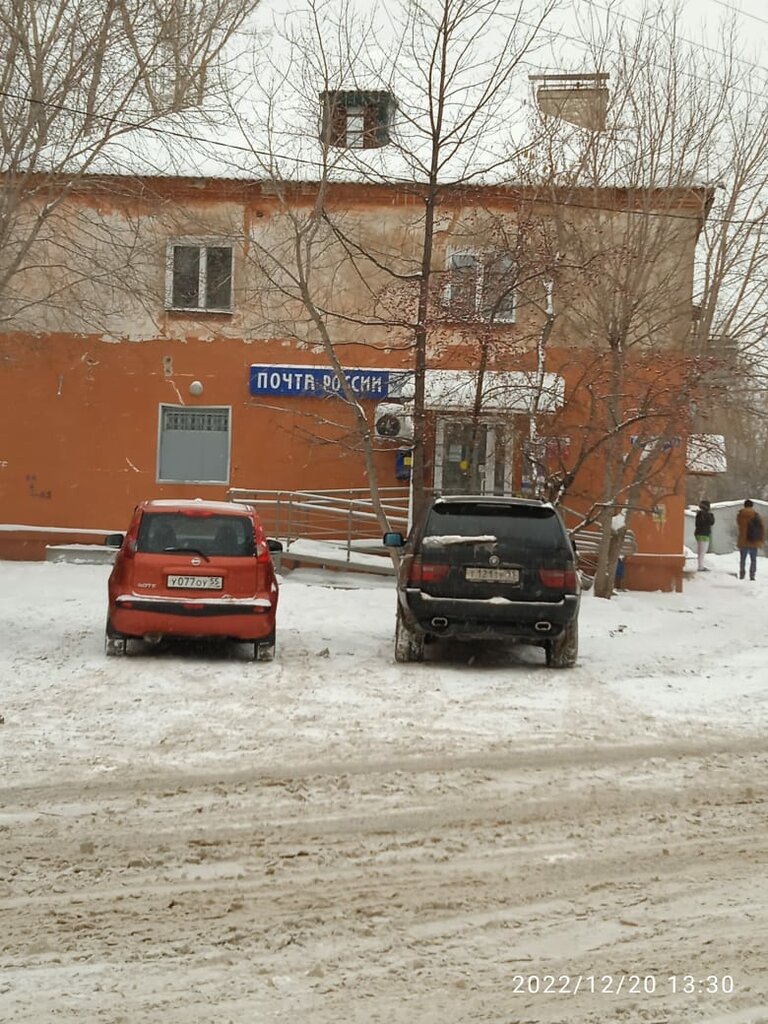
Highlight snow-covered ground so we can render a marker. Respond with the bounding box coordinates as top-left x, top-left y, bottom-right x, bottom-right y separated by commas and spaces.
2, 554, 768, 1023
2, 554, 766, 782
